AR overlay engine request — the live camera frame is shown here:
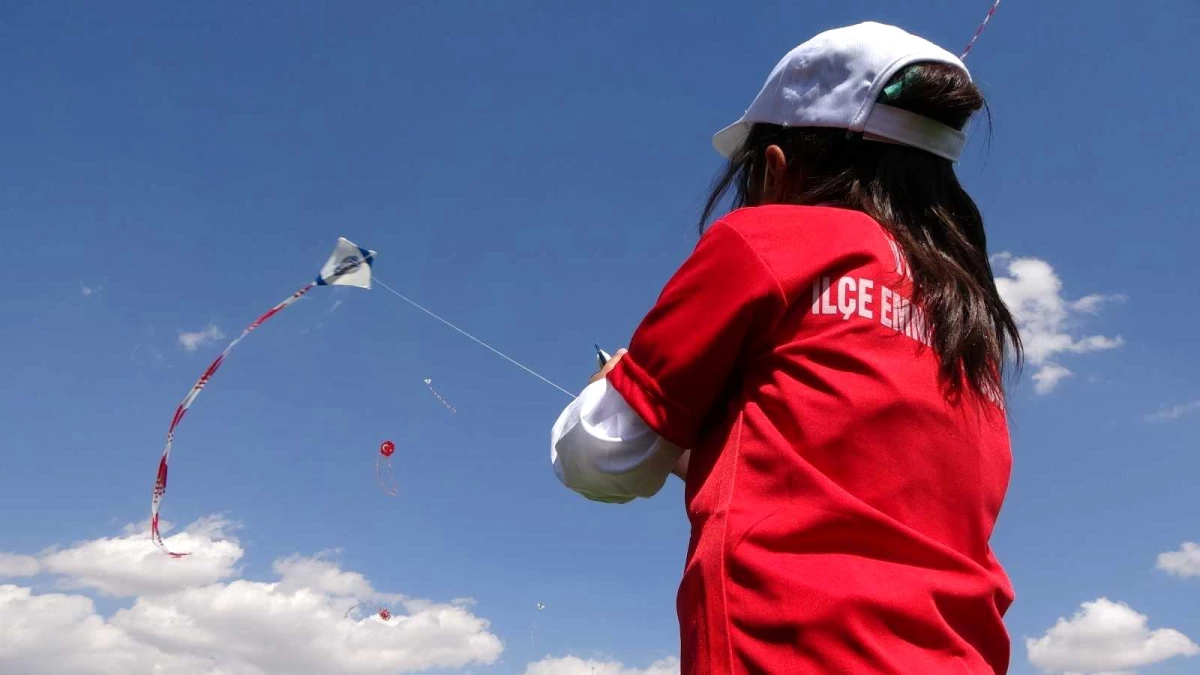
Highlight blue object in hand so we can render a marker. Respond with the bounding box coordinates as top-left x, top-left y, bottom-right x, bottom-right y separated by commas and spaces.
595, 344, 612, 370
